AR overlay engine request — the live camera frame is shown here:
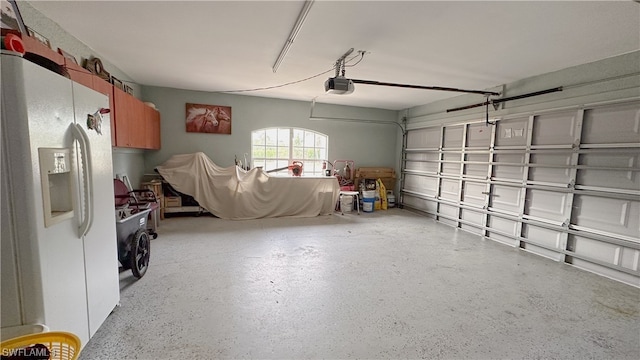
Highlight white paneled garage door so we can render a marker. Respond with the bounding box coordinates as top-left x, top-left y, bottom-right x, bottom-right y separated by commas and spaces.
401, 101, 640, 286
